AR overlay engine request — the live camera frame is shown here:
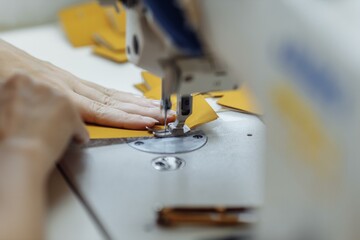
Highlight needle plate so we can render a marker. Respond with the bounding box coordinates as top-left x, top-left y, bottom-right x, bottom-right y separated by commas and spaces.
127, 131, 207, 154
